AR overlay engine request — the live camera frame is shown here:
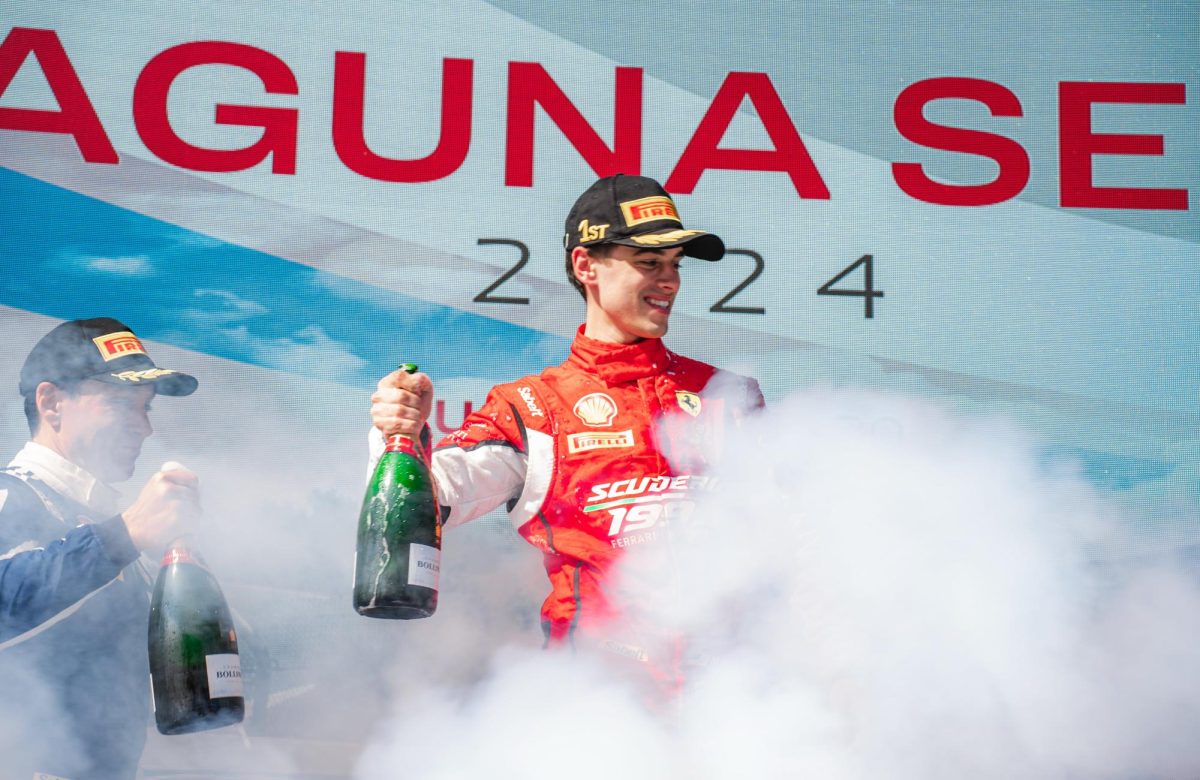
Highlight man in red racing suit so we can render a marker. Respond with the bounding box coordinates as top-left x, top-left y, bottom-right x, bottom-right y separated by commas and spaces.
369, 175, 763, 693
